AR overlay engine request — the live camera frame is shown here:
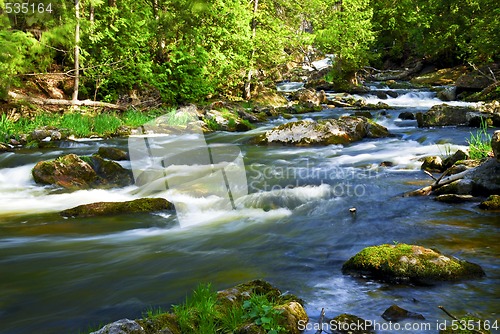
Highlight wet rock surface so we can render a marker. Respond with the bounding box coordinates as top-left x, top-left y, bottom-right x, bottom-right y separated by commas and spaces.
60, 198, 174, 218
